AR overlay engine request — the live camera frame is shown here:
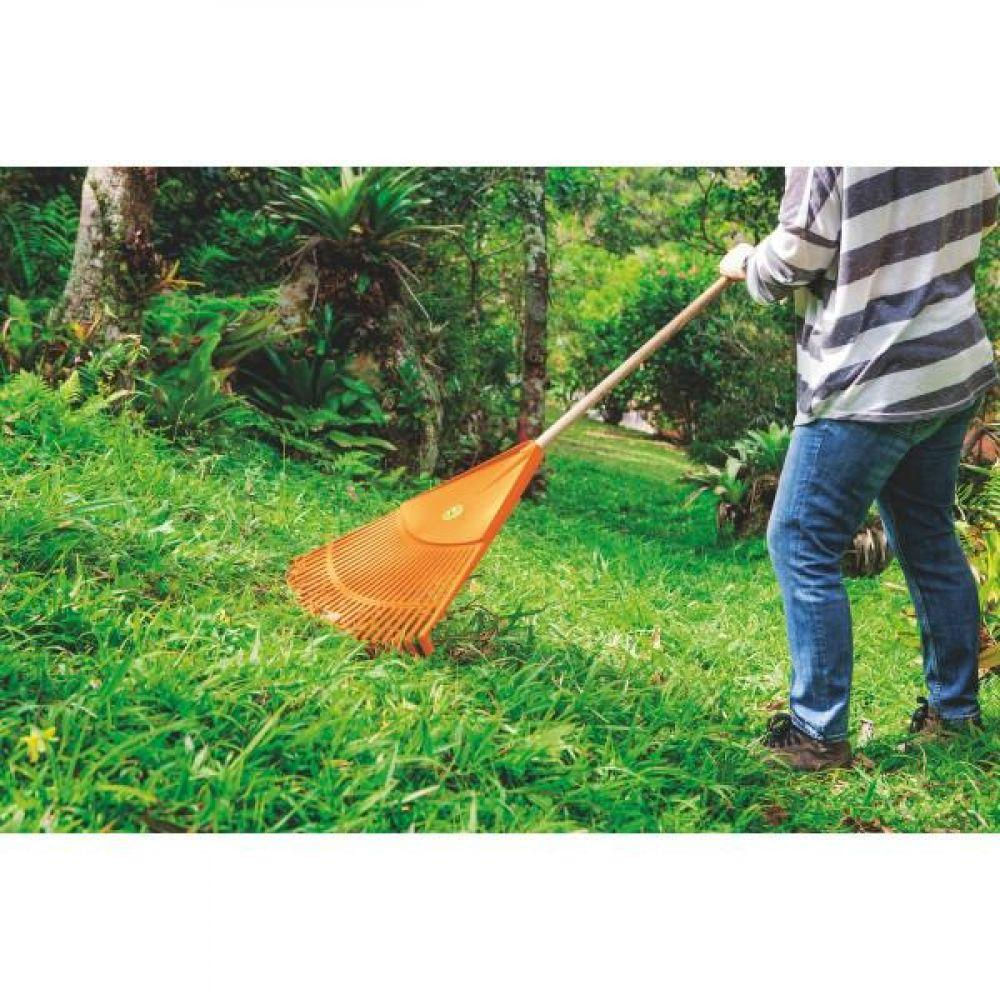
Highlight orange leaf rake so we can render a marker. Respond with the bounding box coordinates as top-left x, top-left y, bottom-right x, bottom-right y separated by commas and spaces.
288, 276, 732, 654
